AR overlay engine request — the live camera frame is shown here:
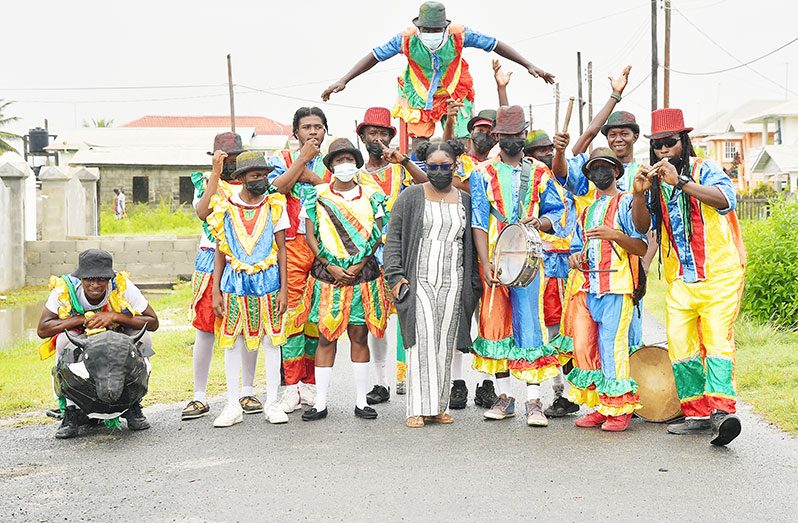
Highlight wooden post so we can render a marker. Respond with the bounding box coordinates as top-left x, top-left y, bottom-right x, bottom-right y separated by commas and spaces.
651, 0, 658, 112
227, 54, 236, 133
554, 83, 561, 133
664, 0, 671, 107
528, 104, 534, 129
577, 52, 584, 134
